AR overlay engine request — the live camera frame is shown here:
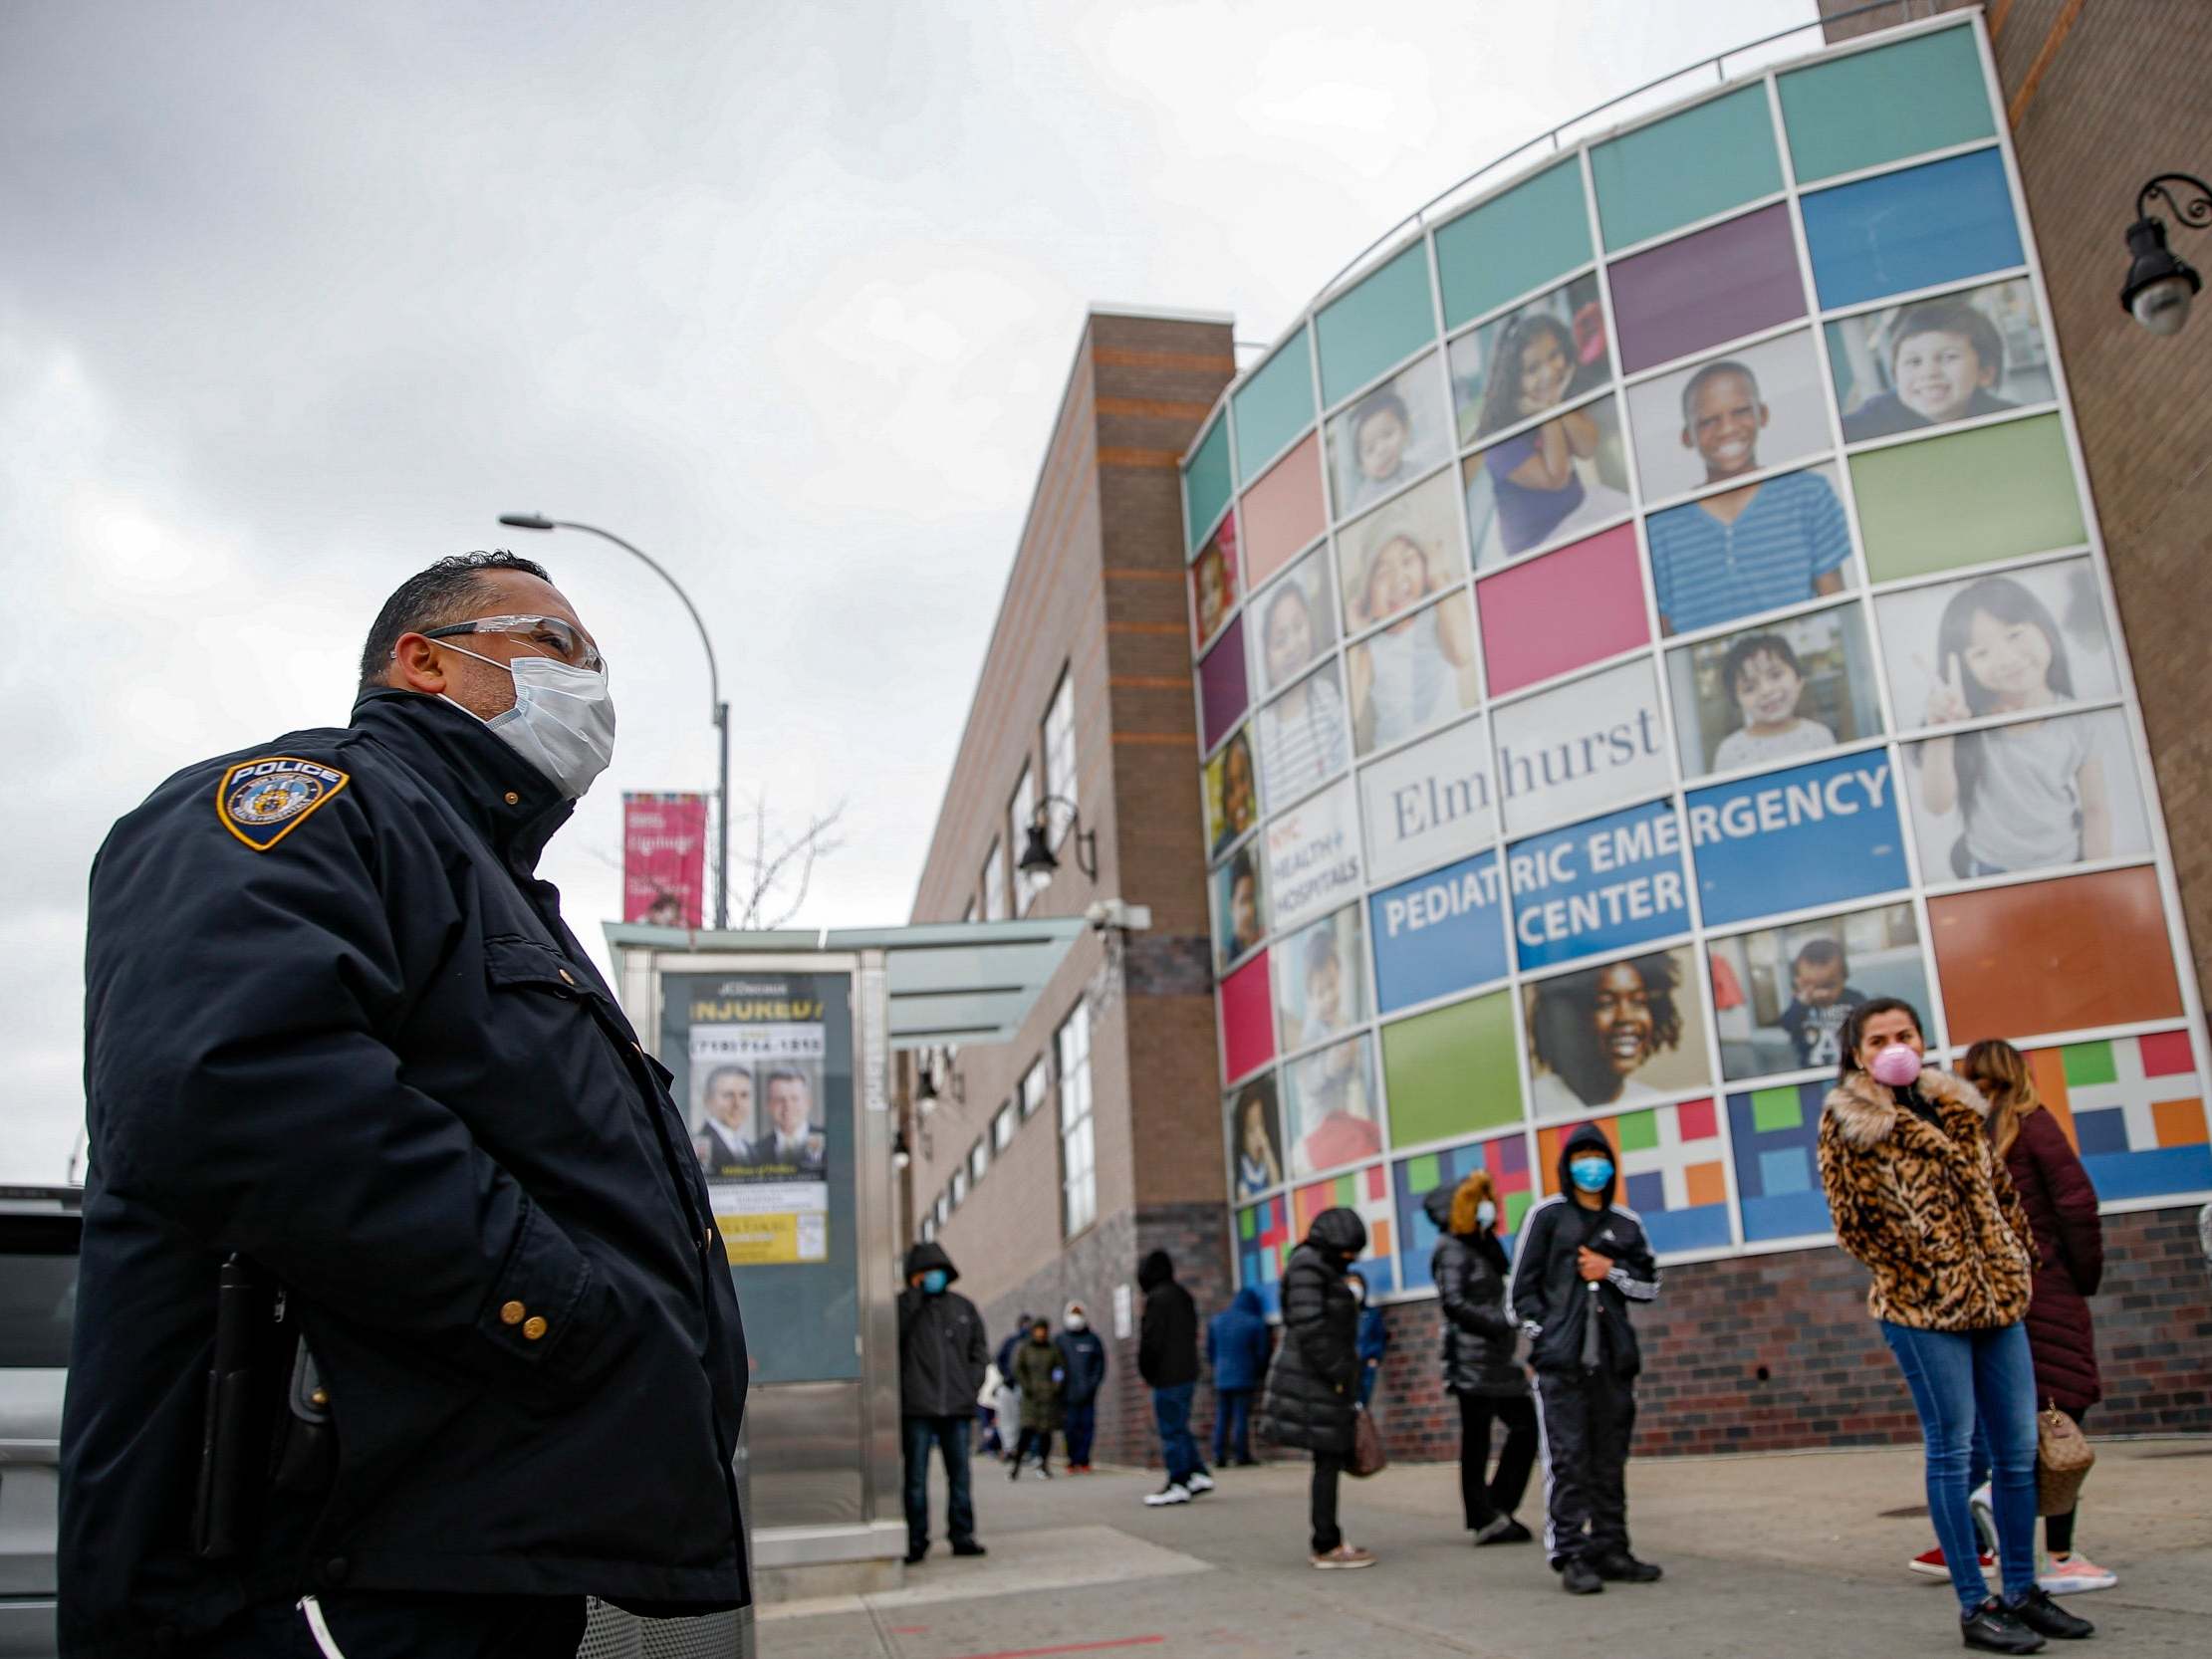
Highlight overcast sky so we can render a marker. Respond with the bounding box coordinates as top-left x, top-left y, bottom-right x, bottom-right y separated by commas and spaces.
0, 0, 1816, 1181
